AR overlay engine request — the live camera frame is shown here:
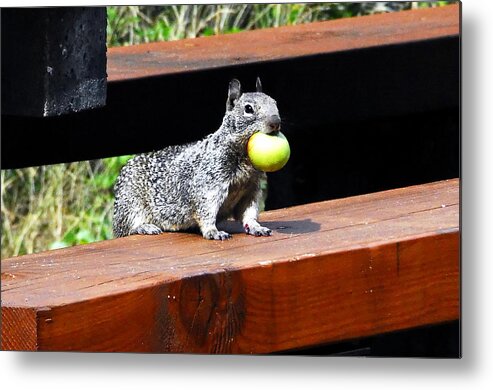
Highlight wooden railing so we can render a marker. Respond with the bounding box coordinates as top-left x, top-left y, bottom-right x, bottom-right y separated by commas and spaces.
1, 5, 460, 354
1, 179, 459, 352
